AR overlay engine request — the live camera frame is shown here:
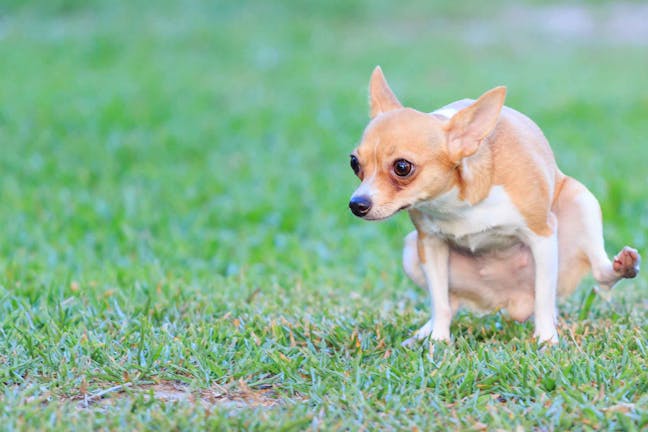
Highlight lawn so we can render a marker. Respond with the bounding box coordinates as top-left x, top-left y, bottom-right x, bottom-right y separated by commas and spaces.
0, 0, 646, 429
